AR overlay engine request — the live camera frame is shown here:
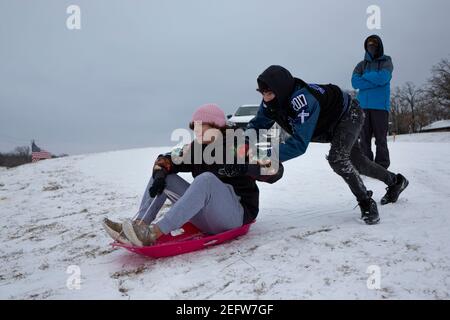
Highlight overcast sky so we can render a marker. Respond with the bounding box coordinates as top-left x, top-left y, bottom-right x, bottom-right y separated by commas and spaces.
1, 0, 449, 155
